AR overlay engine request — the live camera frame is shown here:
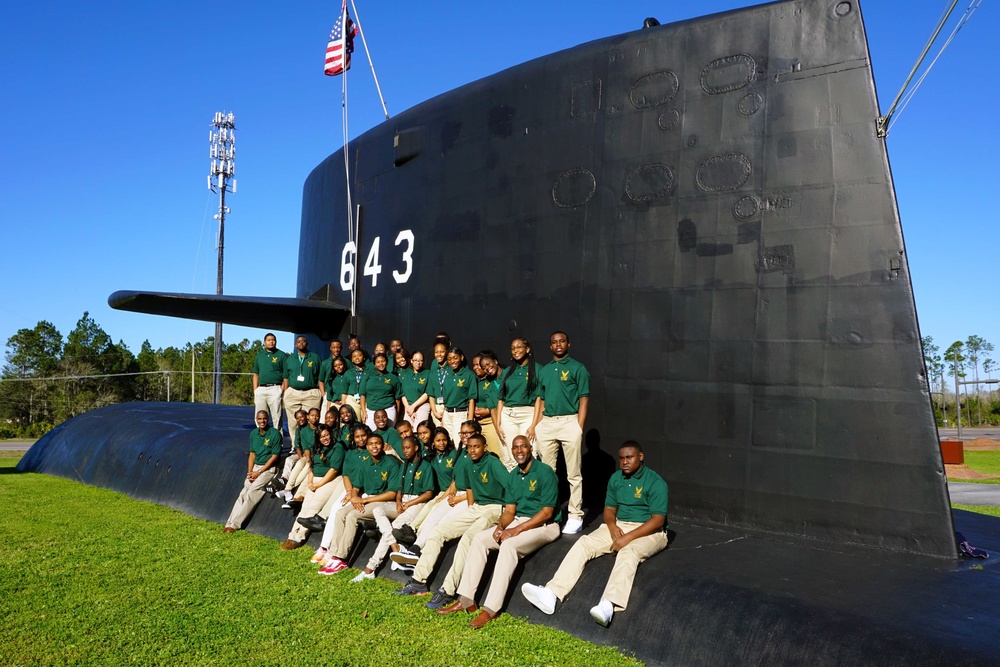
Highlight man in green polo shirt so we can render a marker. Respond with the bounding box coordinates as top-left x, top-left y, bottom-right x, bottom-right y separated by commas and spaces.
223, 411, 283, 532
252, 333, 287, 436
318, 339, 344, 419
395, 434, 508, 609
437, 435, 561, 629
282, 335, 323, 441
527, 330, 590, 534
521, 441, 668, 628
